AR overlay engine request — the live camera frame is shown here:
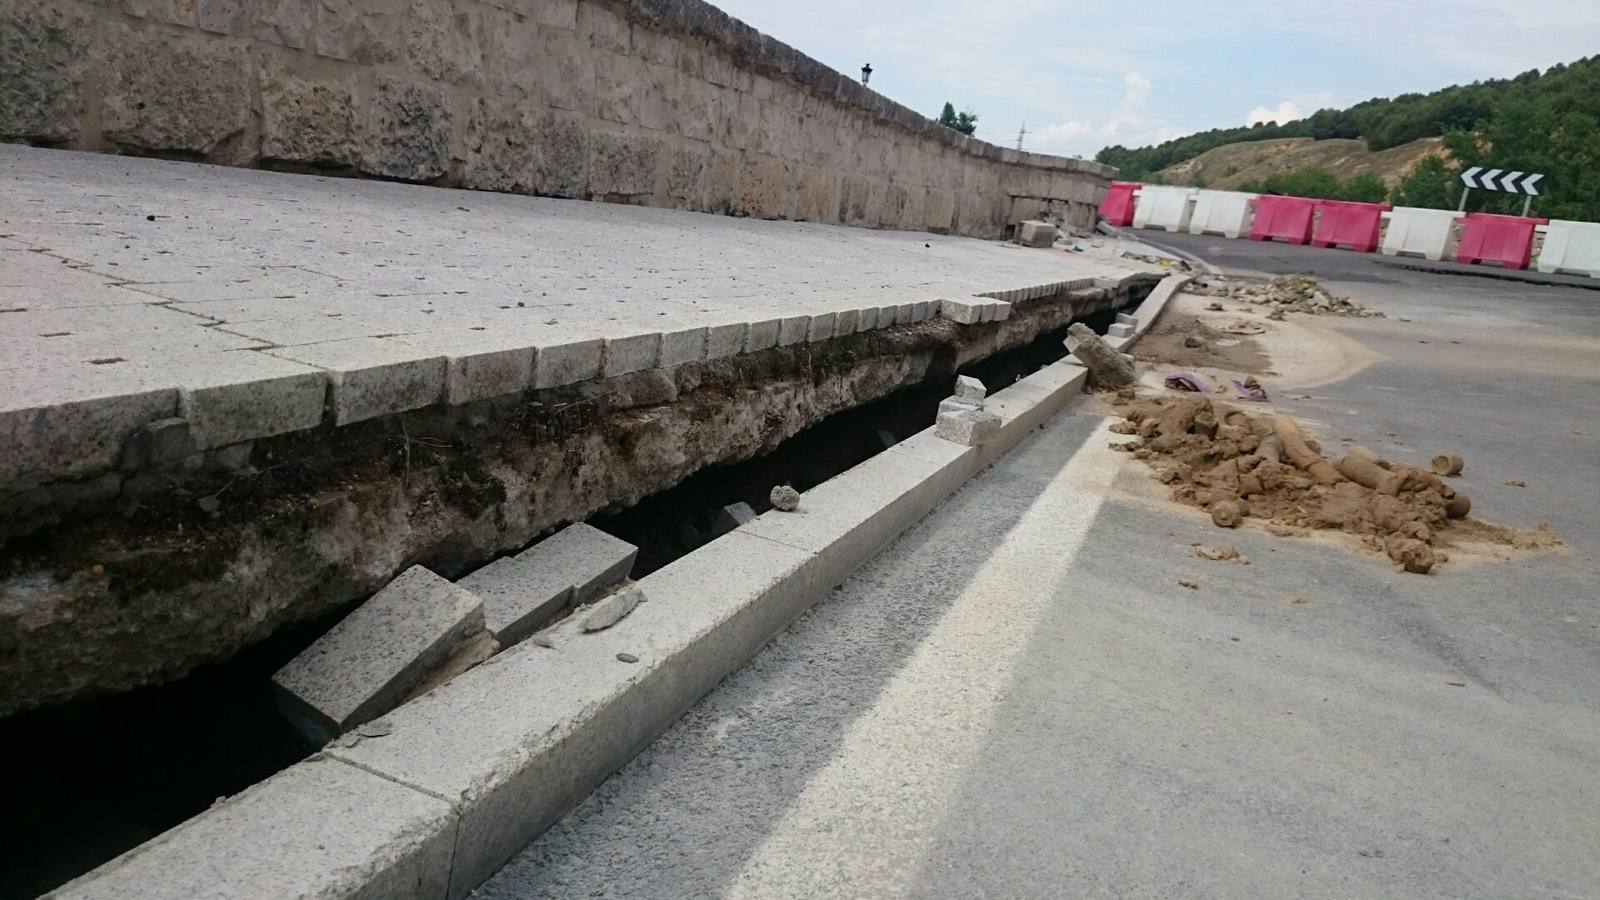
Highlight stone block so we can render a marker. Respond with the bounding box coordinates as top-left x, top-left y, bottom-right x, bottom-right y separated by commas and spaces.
403, 0, 484, 85
856, 307, 879, 331
777, 315, 808, 346
1108, 322, 1134, 338
940, 298, 983, 325
937, 397, 977, 417
258, 61, 359, 168
601, 331, 662, 378
532, 336, 602, 389
397, 331, 534, 406
714, 501, 757, 535
705, 322, 746, 359
165, 350, 329, 449
251, 0, 315, 48
53, 757, 456, 900
268, 336, 445, 426
659, 326, 706, 367
1017, 220, 1056, 248
0, 0, 91, 143
589, 130, 660, 199
1115, 312, 1137, 326
405, 629, 499, 703
954, 374, 986, 402
991, 300, 1013, 321
273, 565, 485, 742
745, 318, 780, 352
896, 302, 916, 324
100, 24, 250, 156
935, 407, 1002, 446
534, 111, 587, 199
316, 0, 405, 63
460, 522, 637, 645
911, 300, 933, 322
805, 312, 835, 342
1, 366, 178, 484
979, 300, 998, 323
362, 75, 451, 182
832, 308, 858, 337
123, 0, 194, 26
665, 143, 707, 206
460, 96, 538, 193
